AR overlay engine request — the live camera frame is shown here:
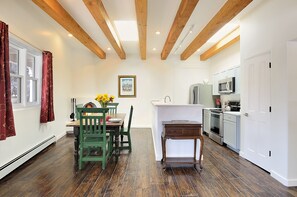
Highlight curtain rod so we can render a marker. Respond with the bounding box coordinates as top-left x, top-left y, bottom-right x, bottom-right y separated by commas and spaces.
9, 31, 44, 52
